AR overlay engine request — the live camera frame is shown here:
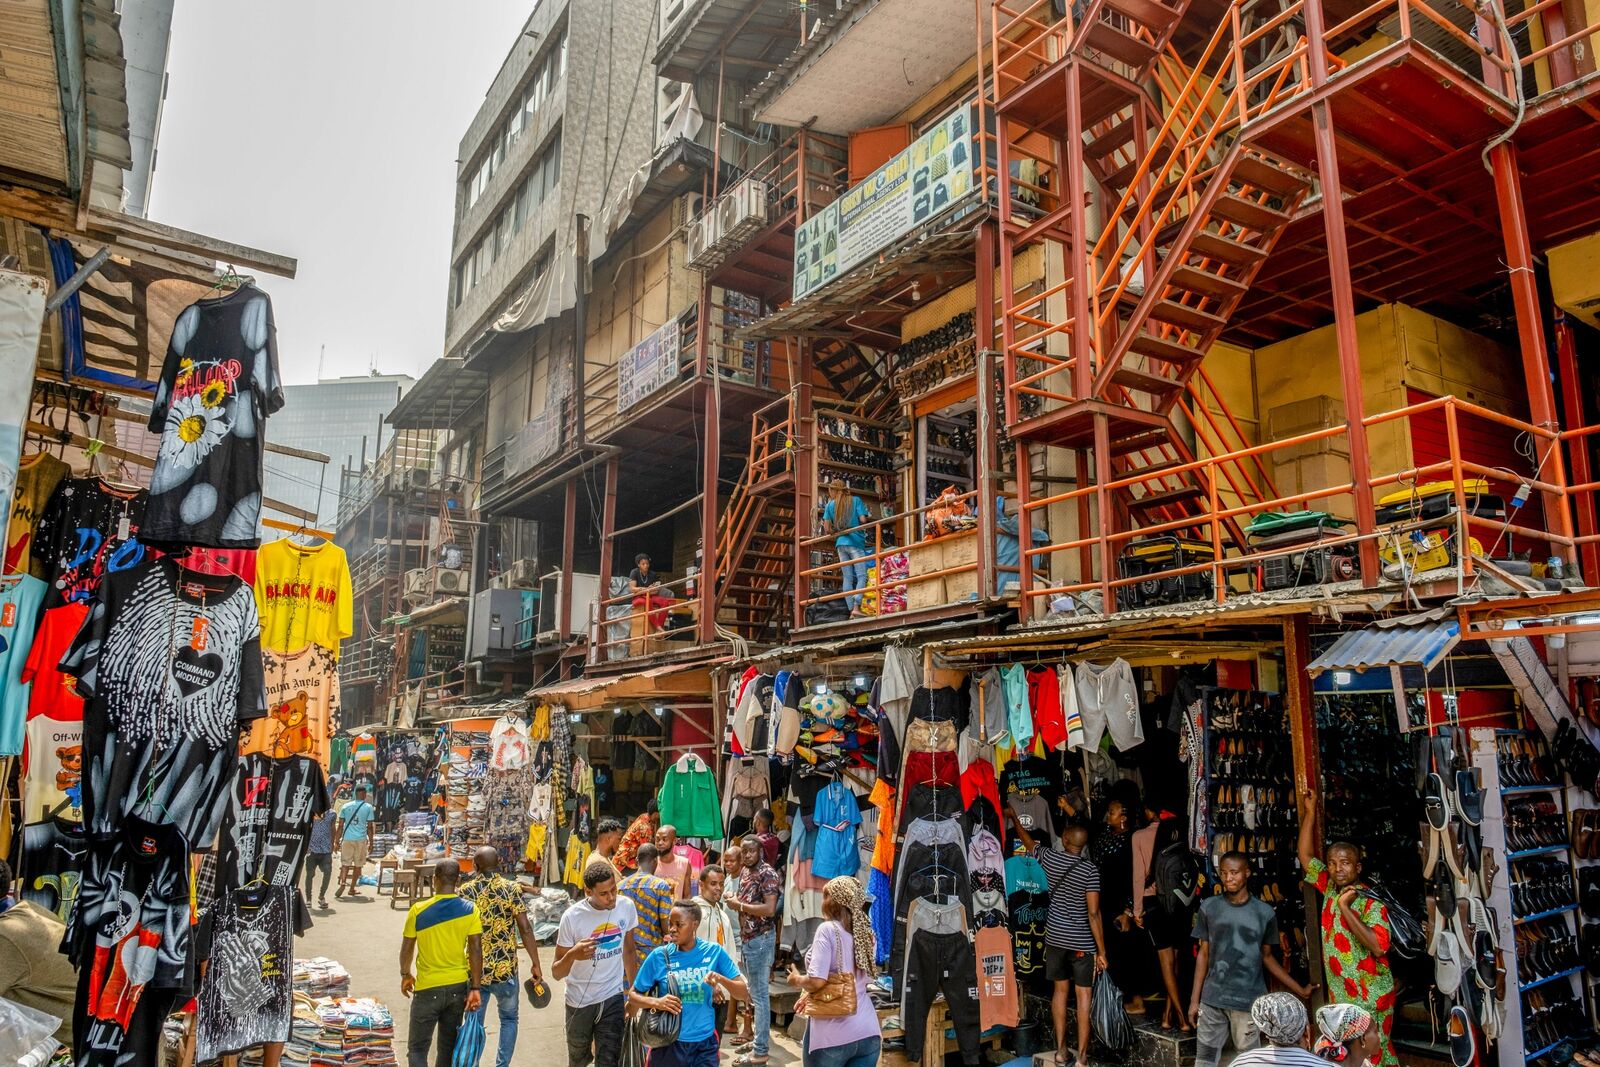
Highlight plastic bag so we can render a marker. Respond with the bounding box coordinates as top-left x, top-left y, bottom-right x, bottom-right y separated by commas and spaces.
1091, 971, 1134, 1051
0, 996, 62, 1067
451, 1010, 486, 1067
